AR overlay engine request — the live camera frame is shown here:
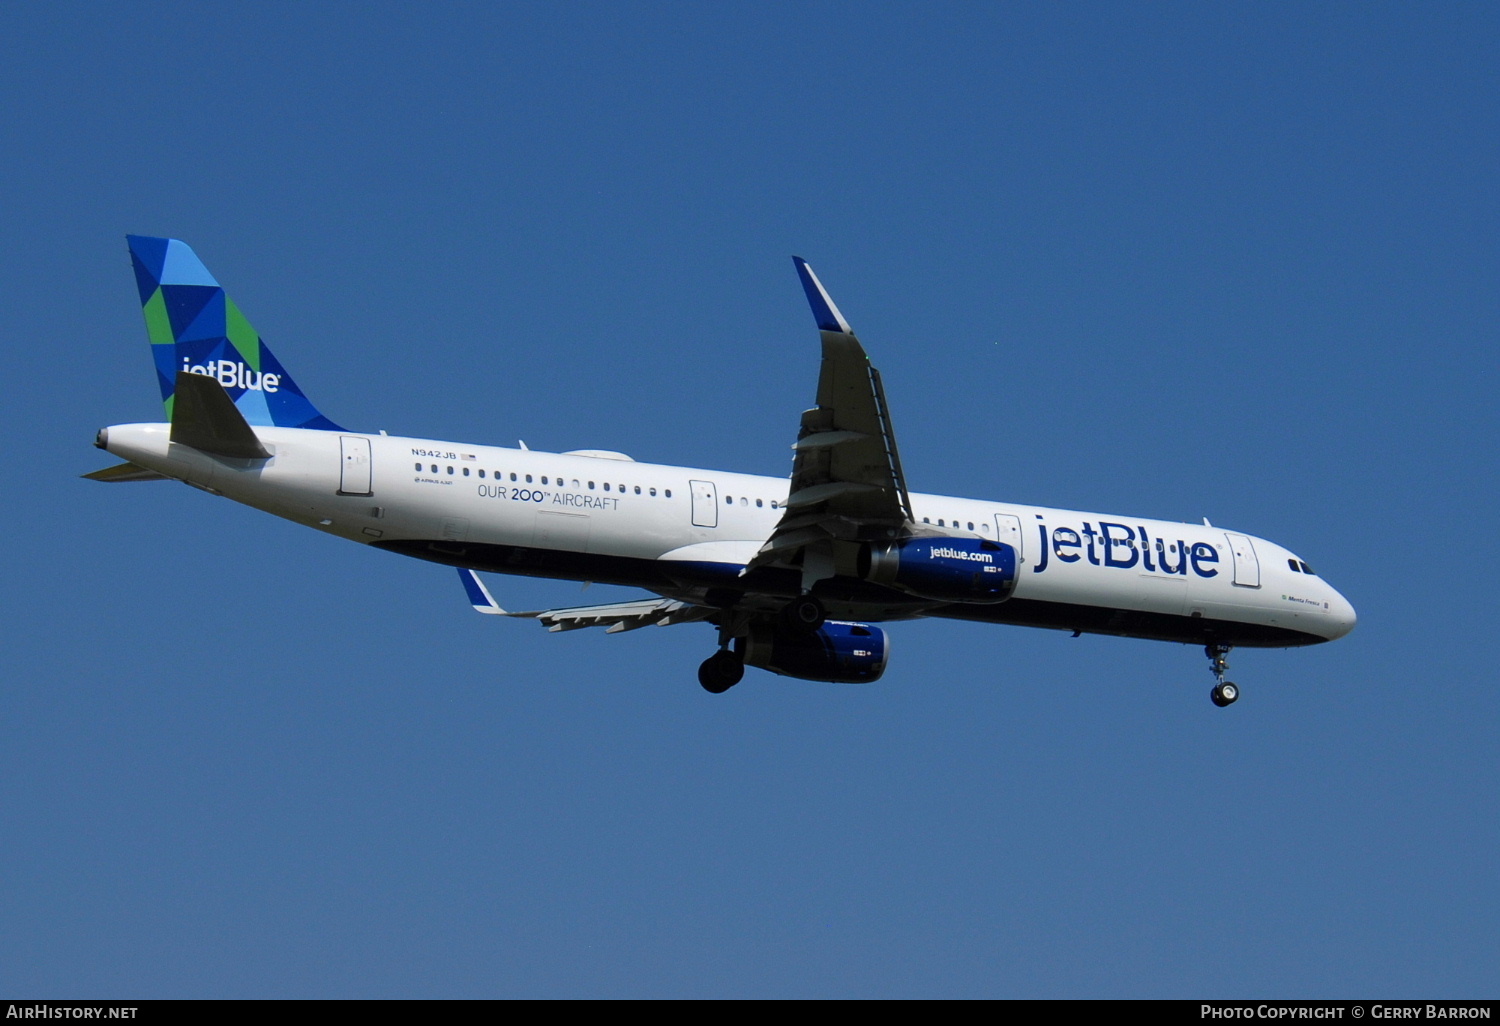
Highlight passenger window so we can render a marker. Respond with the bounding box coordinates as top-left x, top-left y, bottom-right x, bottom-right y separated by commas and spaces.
414, 462, 422, 472
725, 495, 732, 505
604, 482, 611, 491
525, 474, 533, 483
446, 466, 454, 475
771, 500, 778, 509
649, 487, 657, 497
478, 469, 486, 478
510, 473, 517, 482
665, 489, 672, 498
430, 464, 438, 474
541, 476, 548, 485
923, 517, 930, 524
741, 497, 748, 506
634, 486, 641, 494
756, 498, 763, 507
588, 481, 595, 489
463, 467, 470, 476
967, 522, 974, 531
